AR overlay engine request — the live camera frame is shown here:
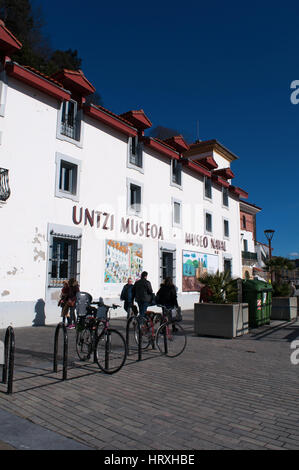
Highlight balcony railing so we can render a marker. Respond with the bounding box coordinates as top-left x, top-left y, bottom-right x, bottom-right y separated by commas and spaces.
242, 251, 258, 261
0, 168, 10, 201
